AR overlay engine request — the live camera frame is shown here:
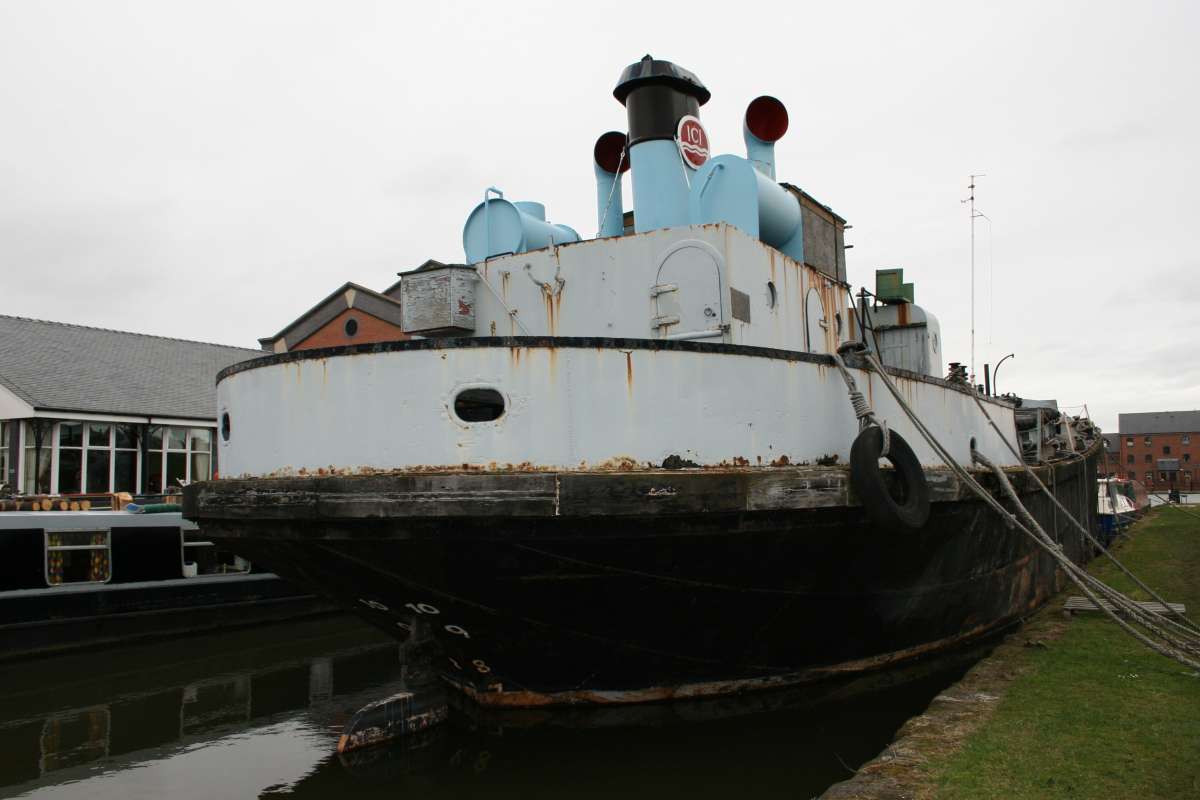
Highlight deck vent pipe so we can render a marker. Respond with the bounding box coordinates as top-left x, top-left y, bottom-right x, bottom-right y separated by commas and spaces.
743, 96, 788, 180
593, 131, 630, 238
